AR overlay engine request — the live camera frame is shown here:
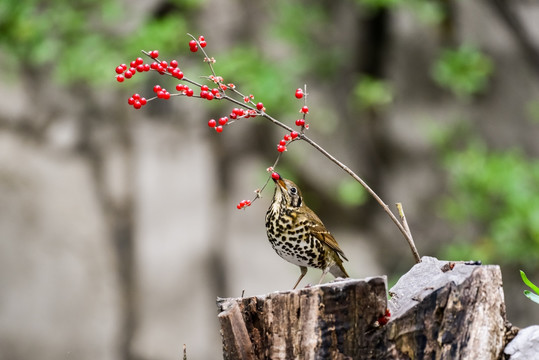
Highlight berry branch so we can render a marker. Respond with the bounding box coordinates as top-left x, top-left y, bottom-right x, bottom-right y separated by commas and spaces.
114, 34, 421, 263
